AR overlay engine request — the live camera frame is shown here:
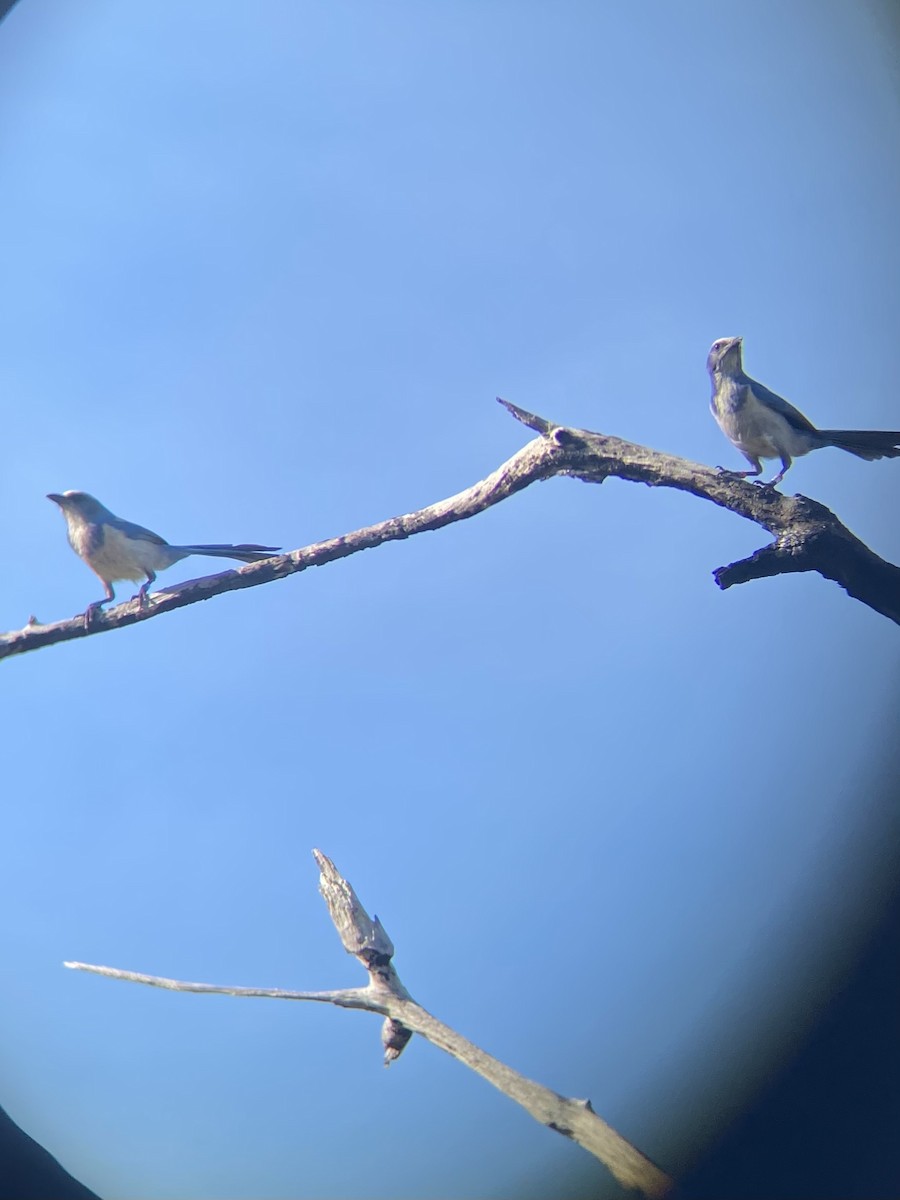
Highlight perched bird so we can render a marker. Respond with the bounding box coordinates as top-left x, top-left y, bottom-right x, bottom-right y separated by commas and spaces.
48, 490, 280, 624
707, 336, 900, 486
